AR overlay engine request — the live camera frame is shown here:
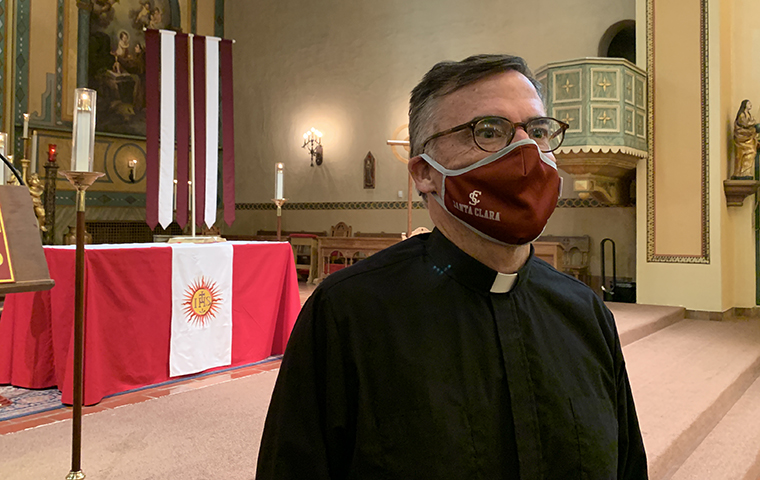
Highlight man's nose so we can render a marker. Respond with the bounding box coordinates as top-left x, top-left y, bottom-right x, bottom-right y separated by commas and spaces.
513, 126, 531, 142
